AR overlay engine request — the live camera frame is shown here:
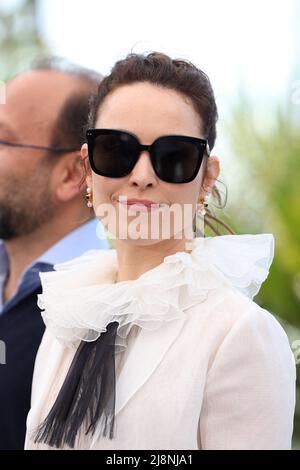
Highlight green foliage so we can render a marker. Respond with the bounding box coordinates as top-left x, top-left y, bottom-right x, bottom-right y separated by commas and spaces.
0, 0, 48, 80
227, 97, 300, 448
